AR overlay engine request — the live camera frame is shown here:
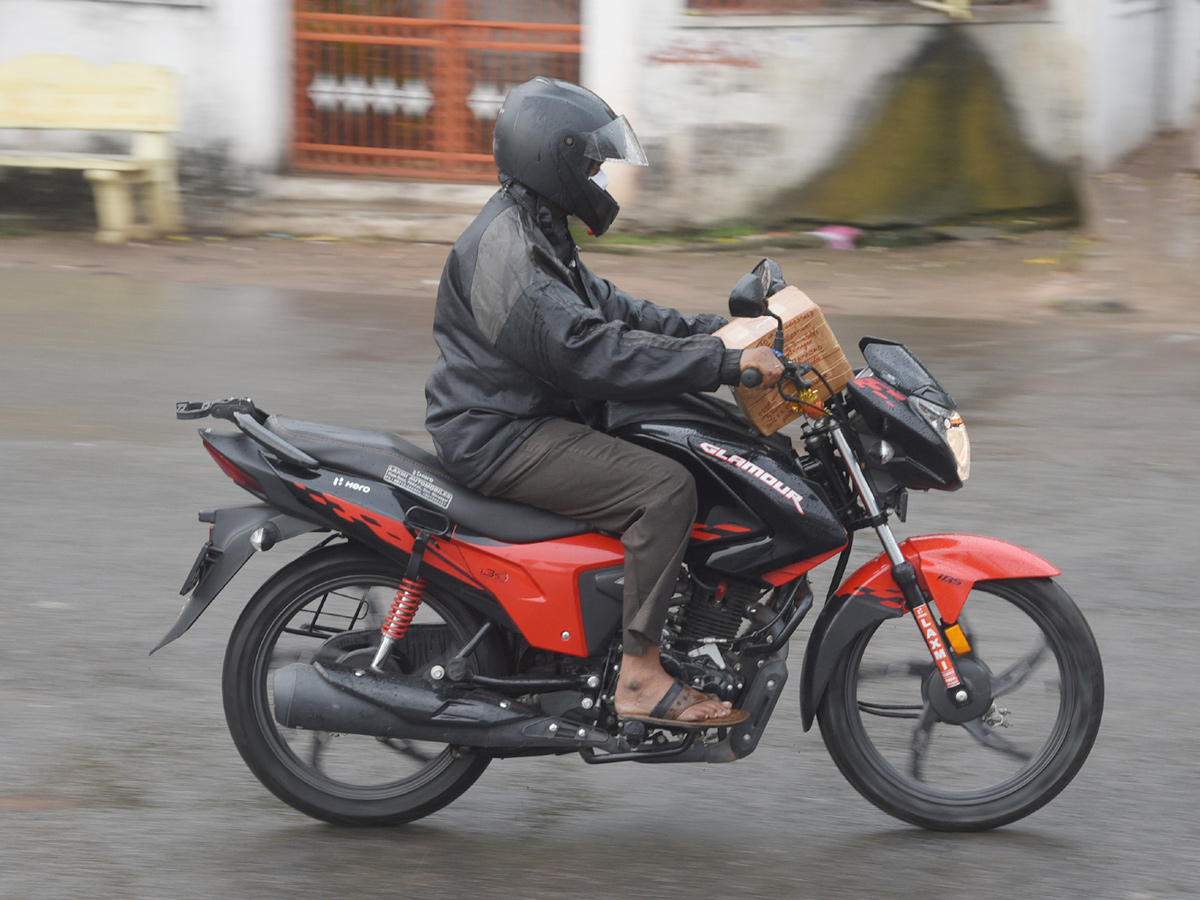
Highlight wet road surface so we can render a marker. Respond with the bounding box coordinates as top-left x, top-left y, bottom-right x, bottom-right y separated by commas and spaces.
0, 262, 1198, 900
